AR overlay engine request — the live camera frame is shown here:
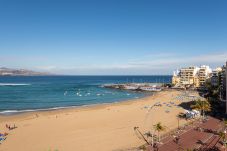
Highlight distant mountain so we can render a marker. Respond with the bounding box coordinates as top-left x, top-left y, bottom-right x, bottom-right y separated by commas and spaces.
0, 67, 51, 76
